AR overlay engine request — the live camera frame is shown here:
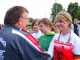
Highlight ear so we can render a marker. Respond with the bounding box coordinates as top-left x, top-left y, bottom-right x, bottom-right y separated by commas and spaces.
18, 17, 22, 25
67, 20, 70, 25
19, 22, 22, 25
